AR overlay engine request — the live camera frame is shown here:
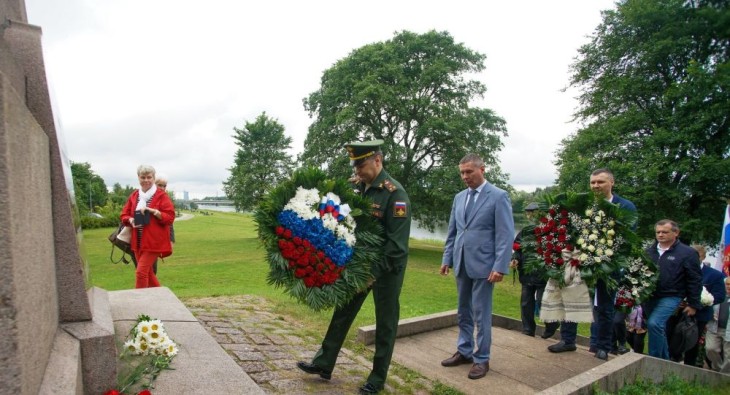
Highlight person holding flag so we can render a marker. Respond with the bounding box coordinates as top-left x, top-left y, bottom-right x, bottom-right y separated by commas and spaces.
716, 200, 730, 276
